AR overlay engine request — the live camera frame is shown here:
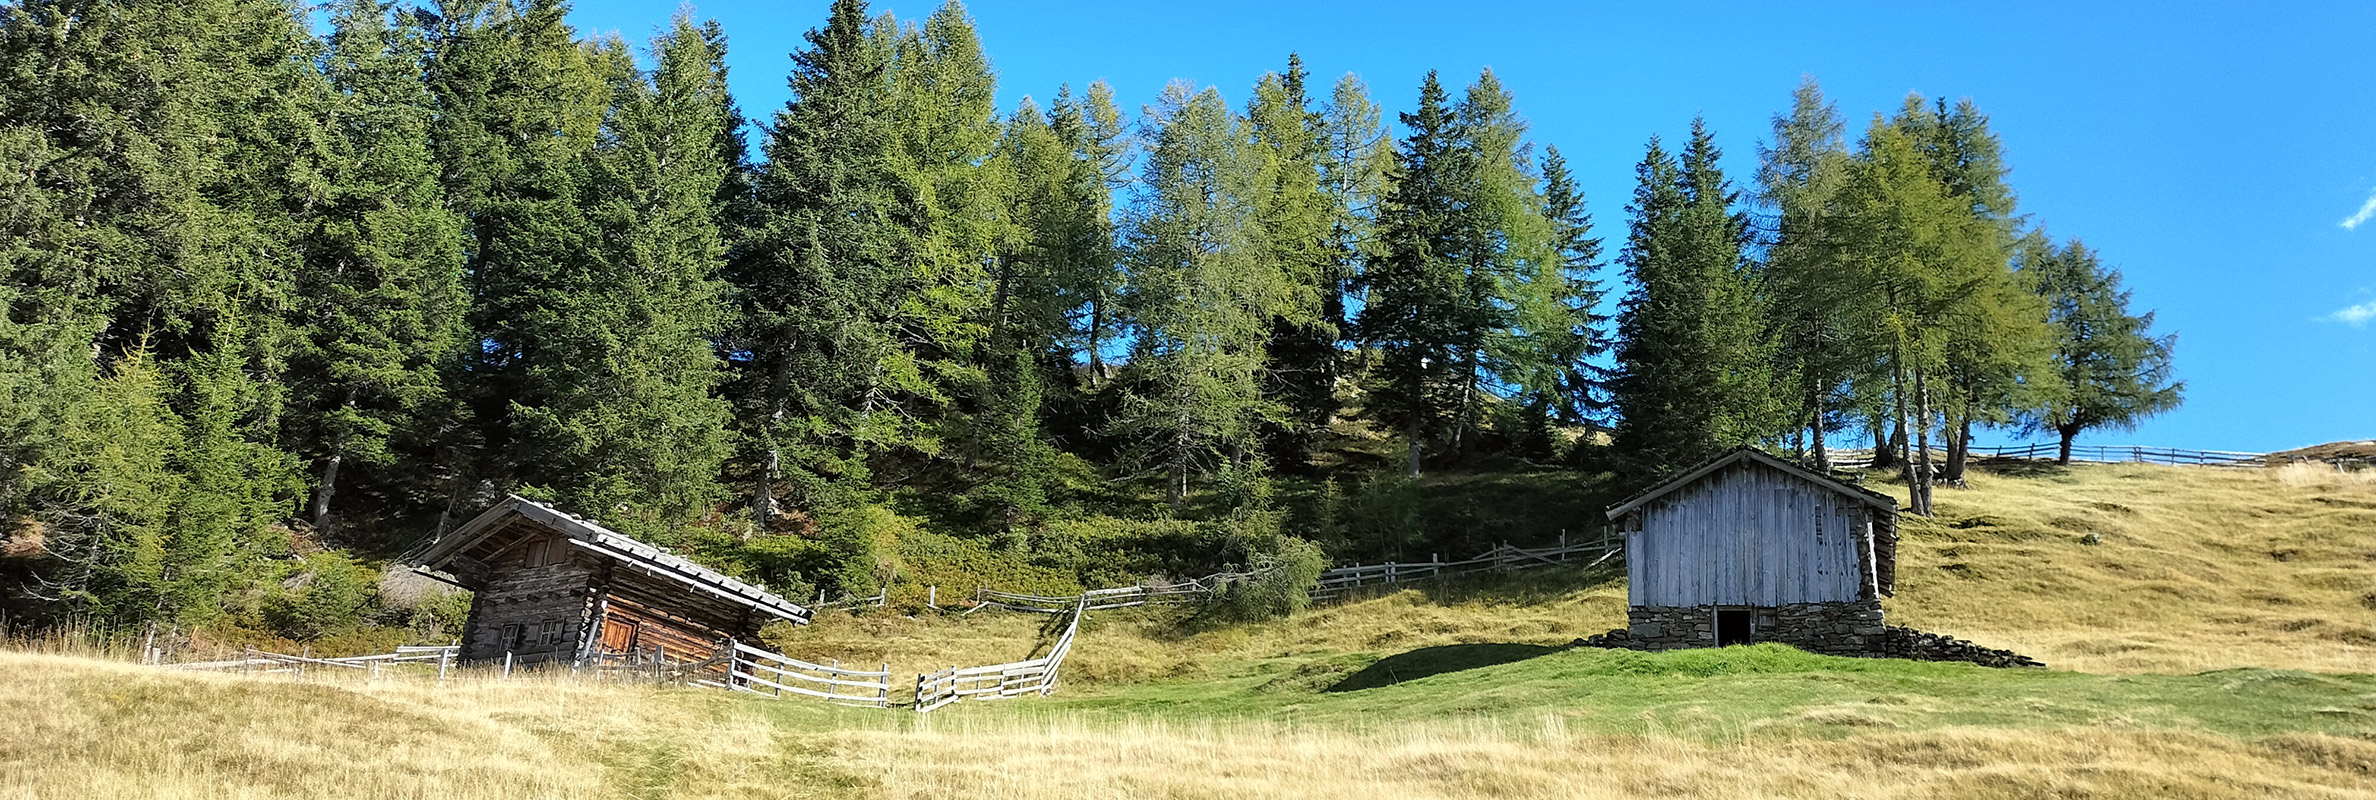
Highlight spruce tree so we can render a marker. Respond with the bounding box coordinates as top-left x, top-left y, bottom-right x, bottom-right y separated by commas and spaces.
290, 0, 468, 533
1357, 72, 1465, 476
1610, 120, 1776, 479
733, 0, 903, 522
509, 20, 737, 530
1520, 145, 1606, 438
